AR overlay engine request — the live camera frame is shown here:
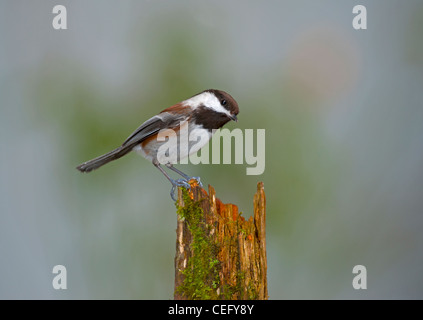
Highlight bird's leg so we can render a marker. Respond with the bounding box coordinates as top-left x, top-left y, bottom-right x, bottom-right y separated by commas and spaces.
165, 163, 203, 187
165, 163, 190, 180
154, 163, 191, 201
